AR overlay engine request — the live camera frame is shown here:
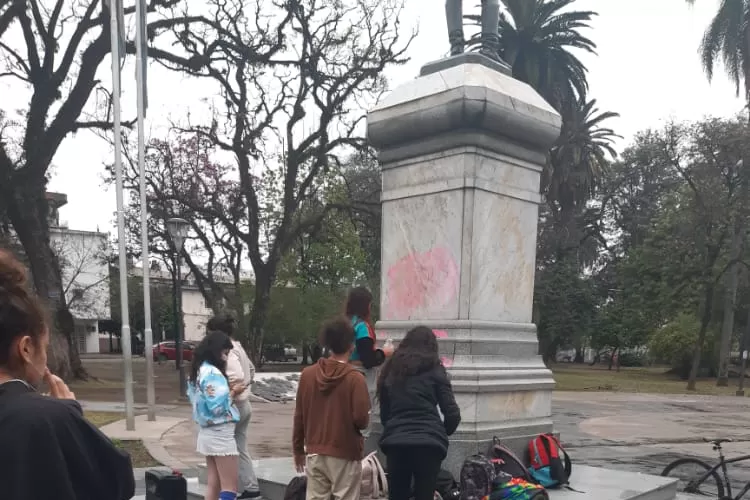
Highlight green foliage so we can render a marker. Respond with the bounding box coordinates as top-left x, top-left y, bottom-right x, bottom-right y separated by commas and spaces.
110, 271, 176, 341
244, 285, 343, 347
474, 0, 597, 112
649, 313, 711, 379
535, 256, 596, 360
